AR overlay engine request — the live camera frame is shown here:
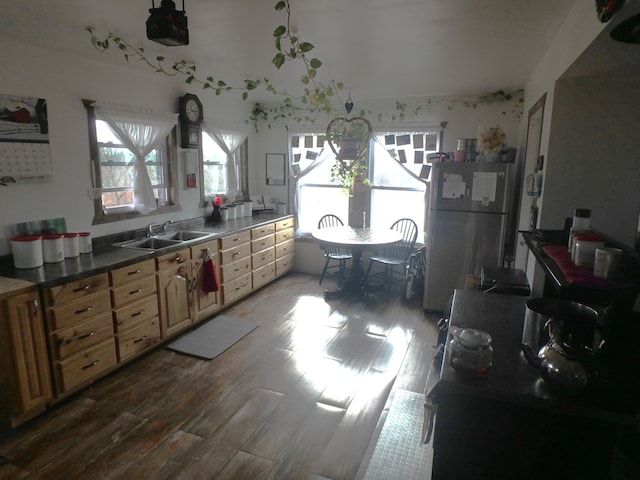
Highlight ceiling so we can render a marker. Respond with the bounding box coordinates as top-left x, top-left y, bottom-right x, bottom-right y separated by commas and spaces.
1, 0, 579, 102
